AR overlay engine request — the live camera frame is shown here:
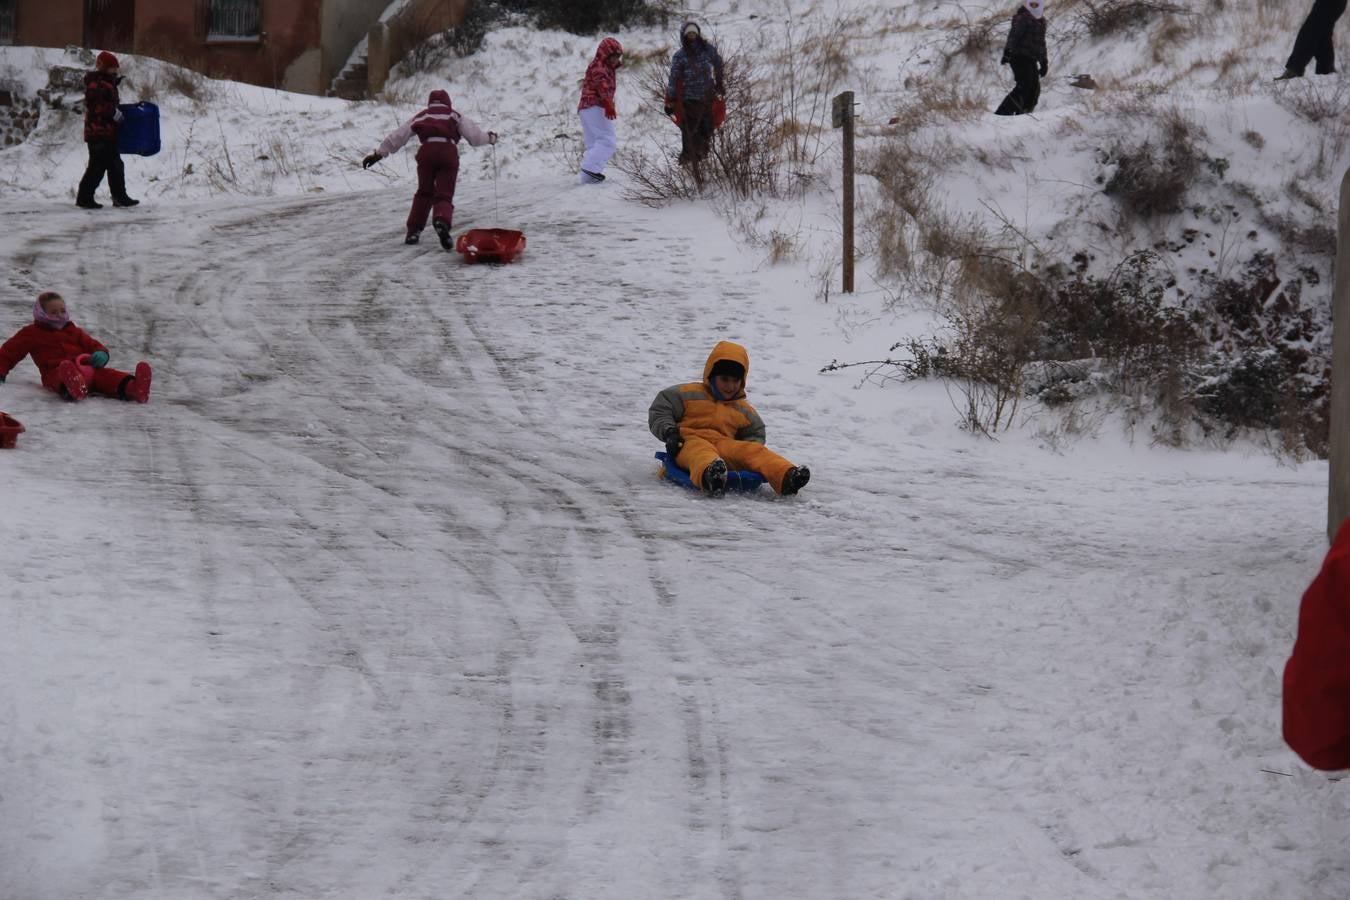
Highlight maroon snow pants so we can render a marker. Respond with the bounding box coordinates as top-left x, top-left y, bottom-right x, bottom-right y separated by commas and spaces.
407, 141, 460, 234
